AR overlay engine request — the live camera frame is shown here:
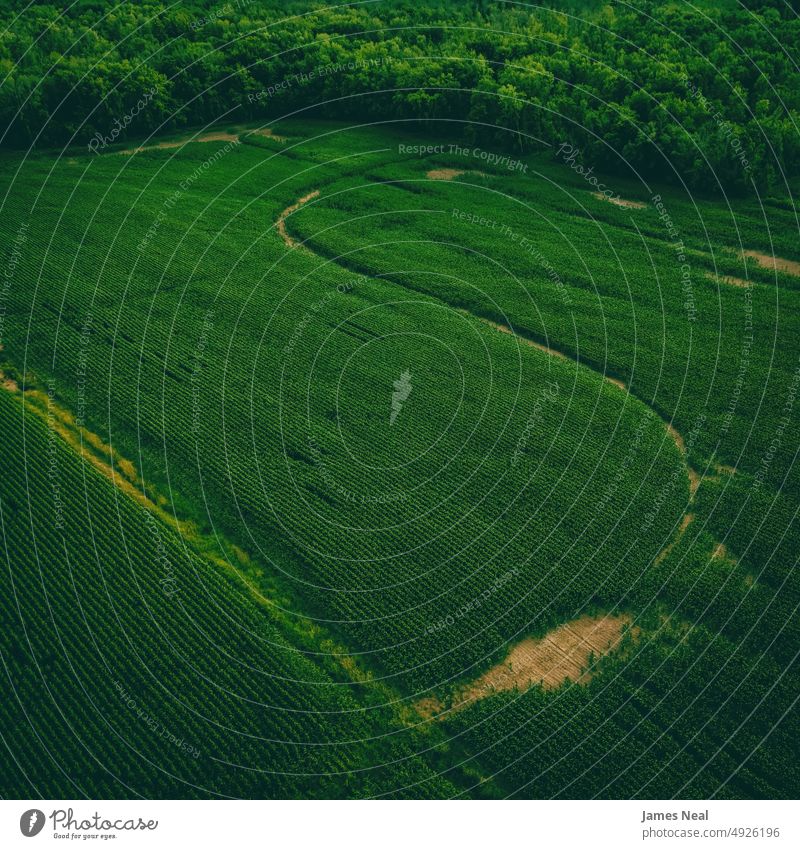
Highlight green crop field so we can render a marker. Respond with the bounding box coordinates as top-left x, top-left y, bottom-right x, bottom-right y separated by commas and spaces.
1, 0, 798, 803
